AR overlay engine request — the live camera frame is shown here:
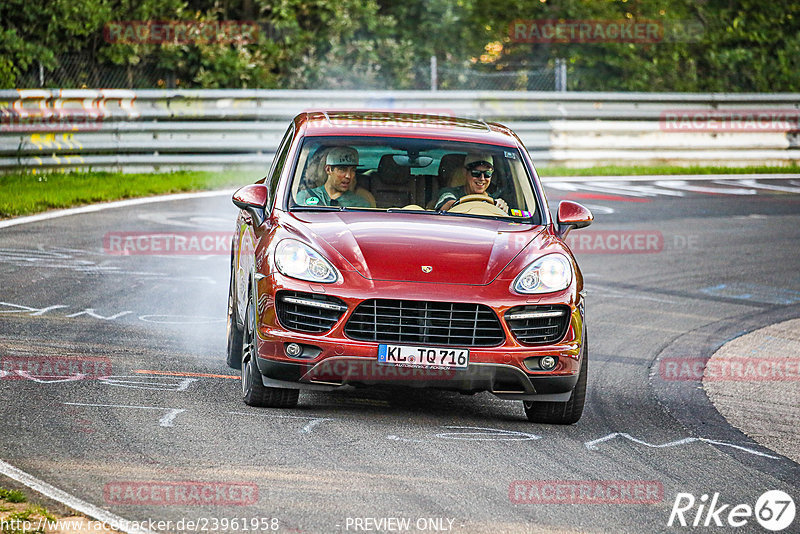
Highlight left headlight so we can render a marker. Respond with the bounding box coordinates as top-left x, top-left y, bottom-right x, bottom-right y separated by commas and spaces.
512, 253, 573, 294
275, 239, 339, 283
